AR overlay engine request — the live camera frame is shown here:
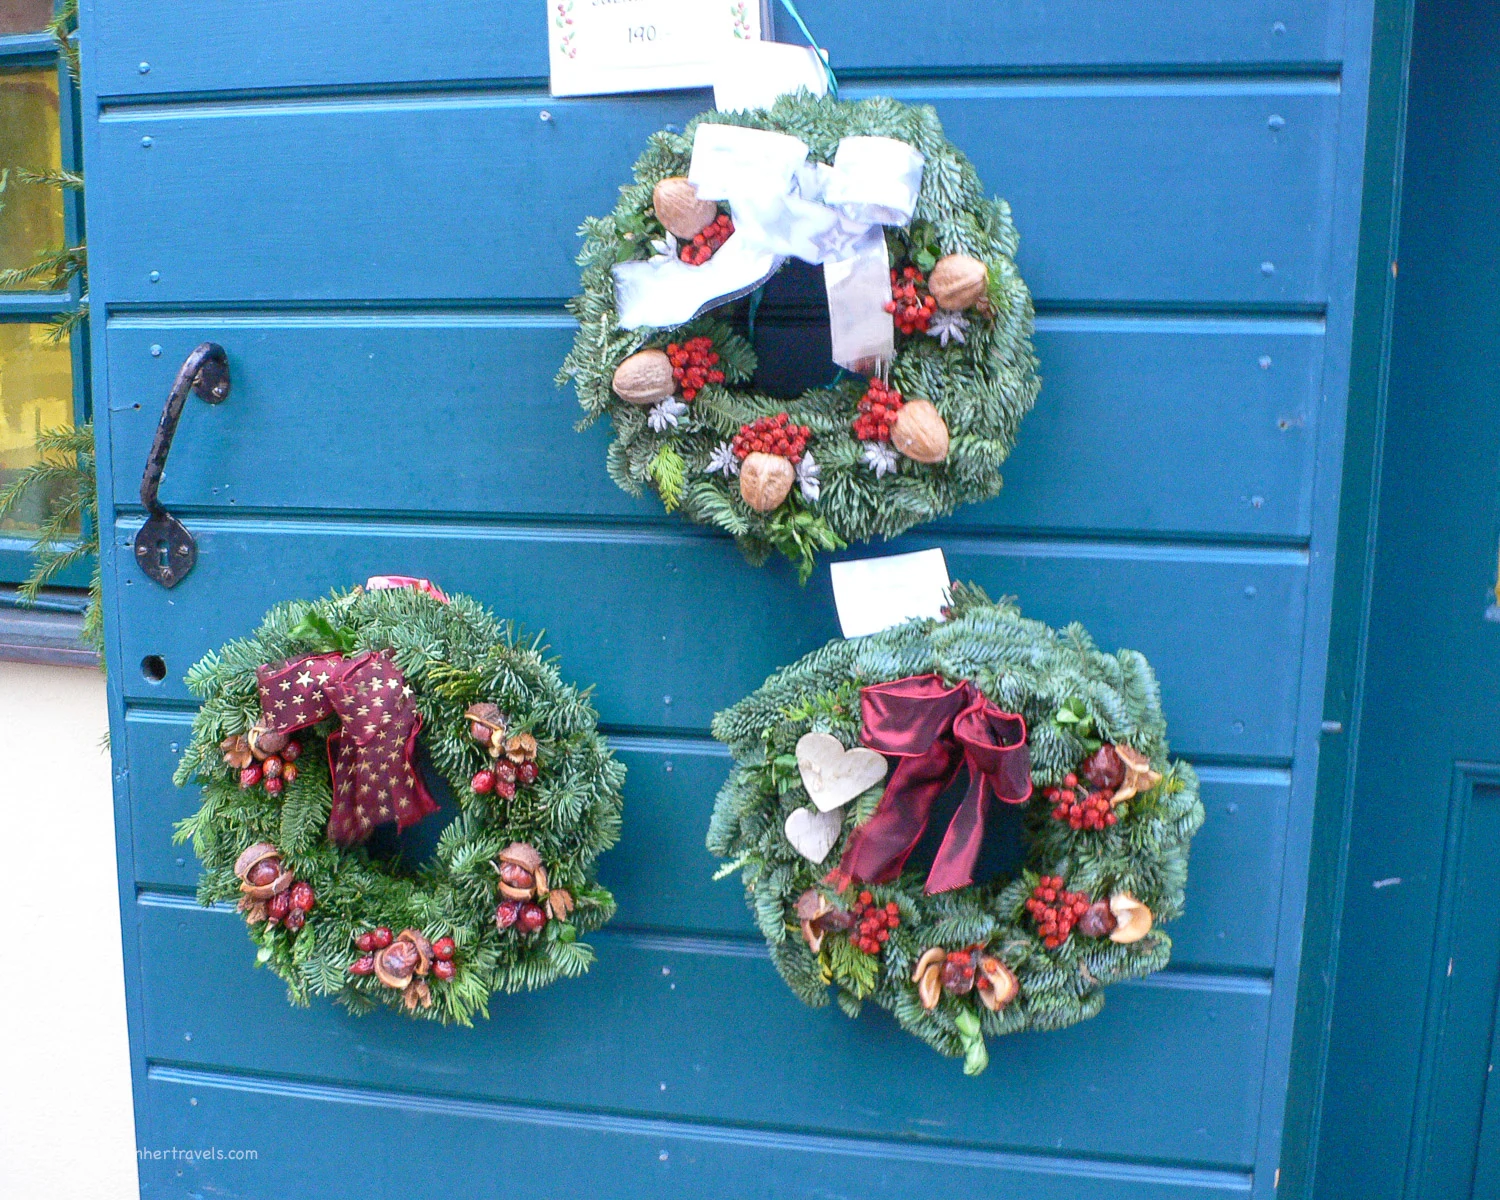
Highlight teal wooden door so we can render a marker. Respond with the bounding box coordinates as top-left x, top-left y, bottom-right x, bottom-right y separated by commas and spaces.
77, 3, 1394, 1197
1310, 0, 1500, 1195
